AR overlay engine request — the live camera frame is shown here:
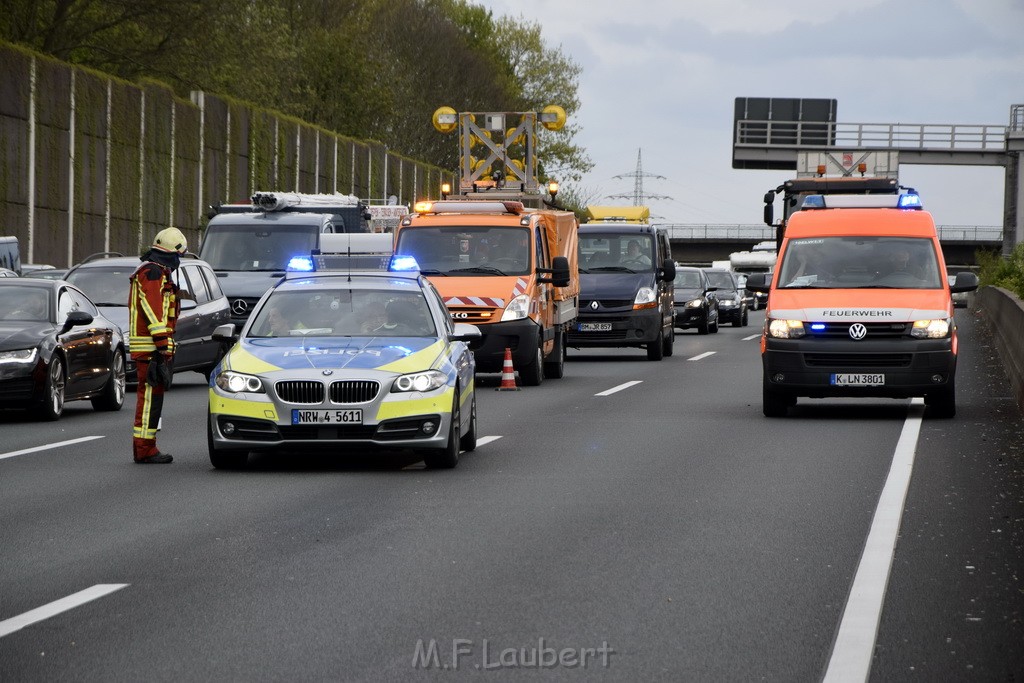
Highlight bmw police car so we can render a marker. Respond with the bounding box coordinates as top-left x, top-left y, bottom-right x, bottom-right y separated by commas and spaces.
207, 248, 480, 470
